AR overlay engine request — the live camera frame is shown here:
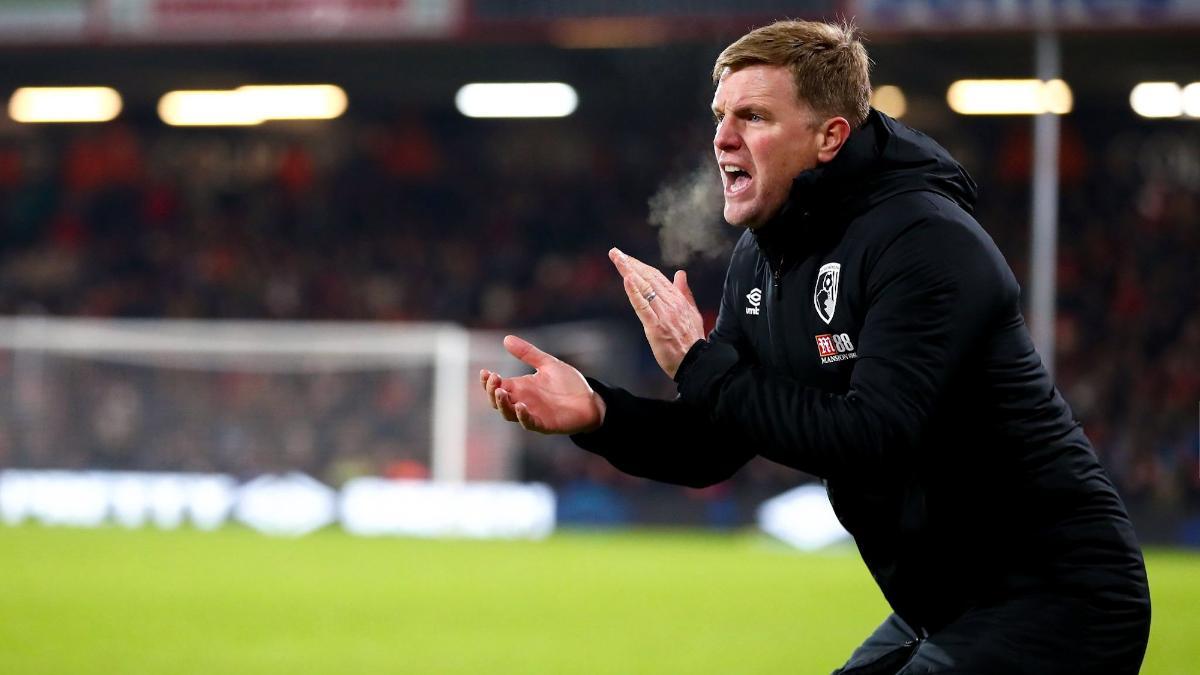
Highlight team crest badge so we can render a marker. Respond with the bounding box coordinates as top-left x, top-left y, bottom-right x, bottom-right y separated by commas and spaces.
814, 263, 840, 325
